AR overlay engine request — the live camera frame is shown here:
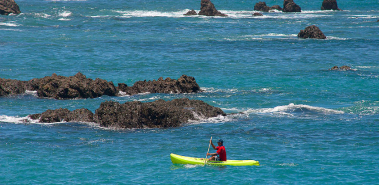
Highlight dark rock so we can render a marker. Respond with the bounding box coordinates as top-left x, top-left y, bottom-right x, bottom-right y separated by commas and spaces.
184, 9, 197, 16
1, 74, 202, 99
198, 0, 227, 16
321, 0, 341, 11
254, 2, 270, 12
283, 0, 301, 12
298, 25, 326, 39
67, 108, 94, 123
271, 5, 282, 11
34, 108, 94, 123
94, 98, 226, 129
118, 75, 201, 95
330, 66, 353, 71
253, 13, 263, 16
28, 113, 41, 120
39, 108, 71, 123
0, 0, 21, 15
26, 72, 117, 99
0, 78, 27, 97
